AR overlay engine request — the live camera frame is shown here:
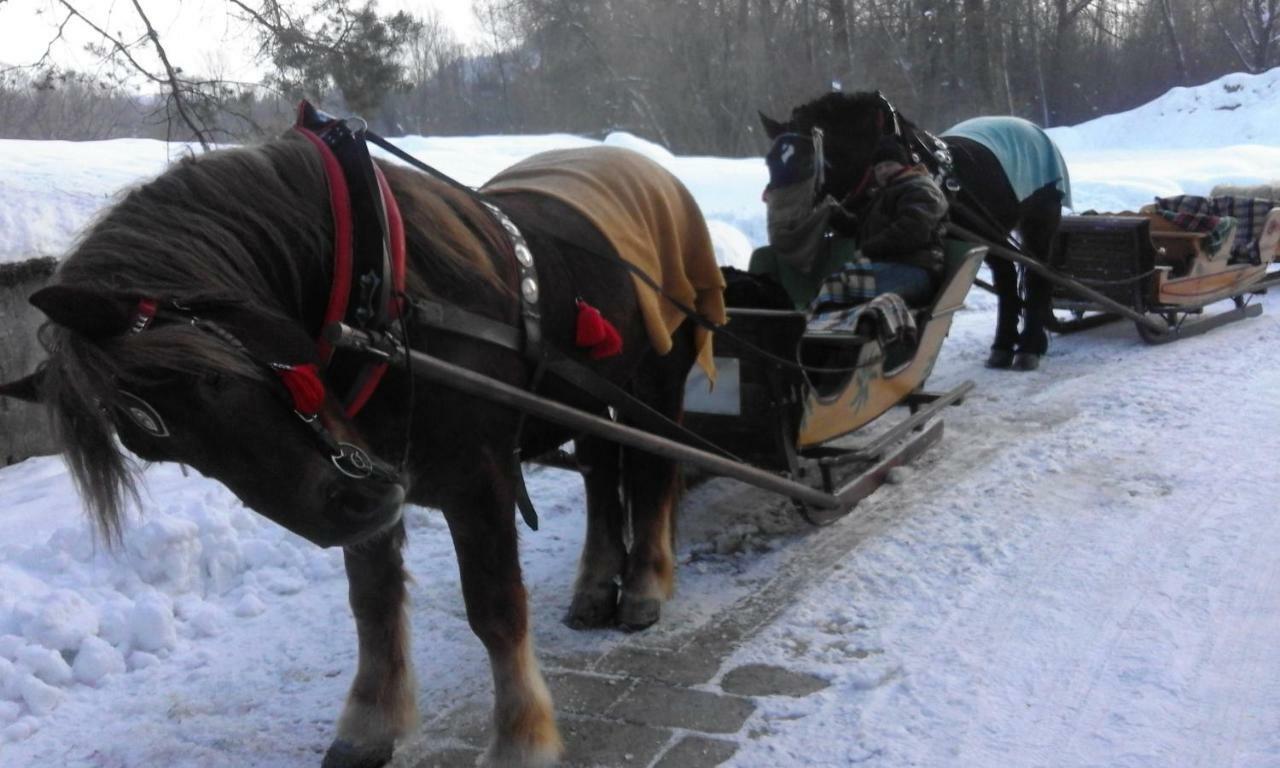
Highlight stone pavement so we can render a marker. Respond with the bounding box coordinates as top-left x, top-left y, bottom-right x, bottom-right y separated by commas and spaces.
396, 484, 915, 767
407, 646, 828, 768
